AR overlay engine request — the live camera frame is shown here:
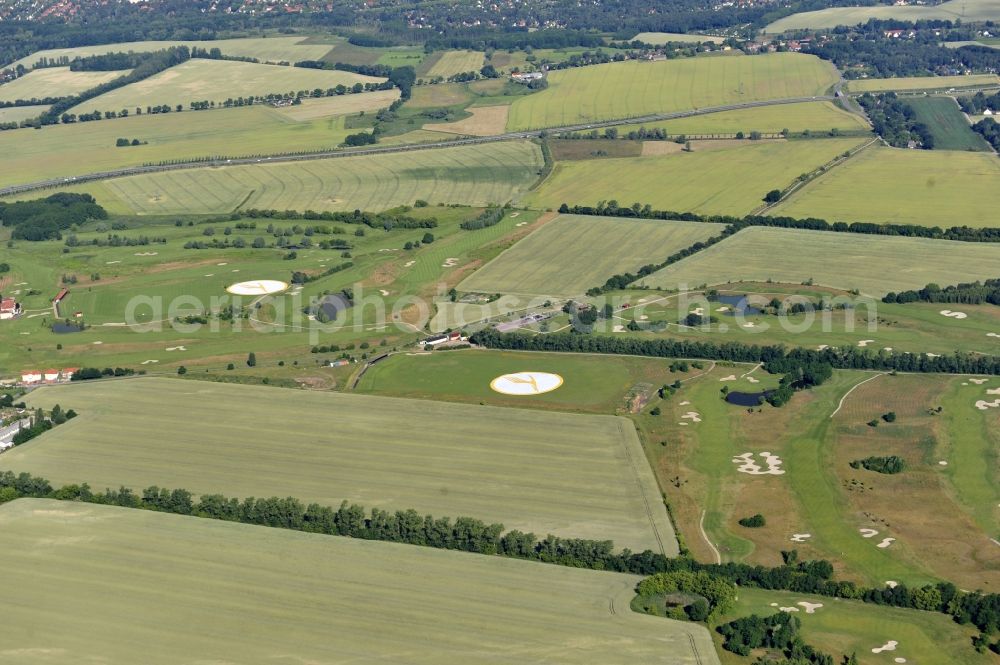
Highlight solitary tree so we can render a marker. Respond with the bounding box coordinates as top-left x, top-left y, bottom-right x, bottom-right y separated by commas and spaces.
247, 352, 257, 368
763, 189, 782, 204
